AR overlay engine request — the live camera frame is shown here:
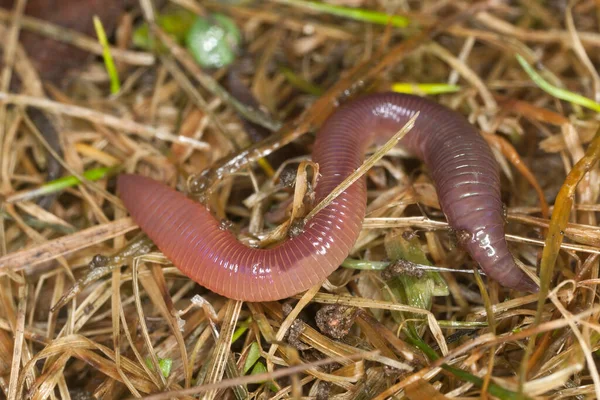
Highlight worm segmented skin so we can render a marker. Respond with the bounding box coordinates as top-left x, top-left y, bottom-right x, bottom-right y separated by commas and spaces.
118, 92, 538, 301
